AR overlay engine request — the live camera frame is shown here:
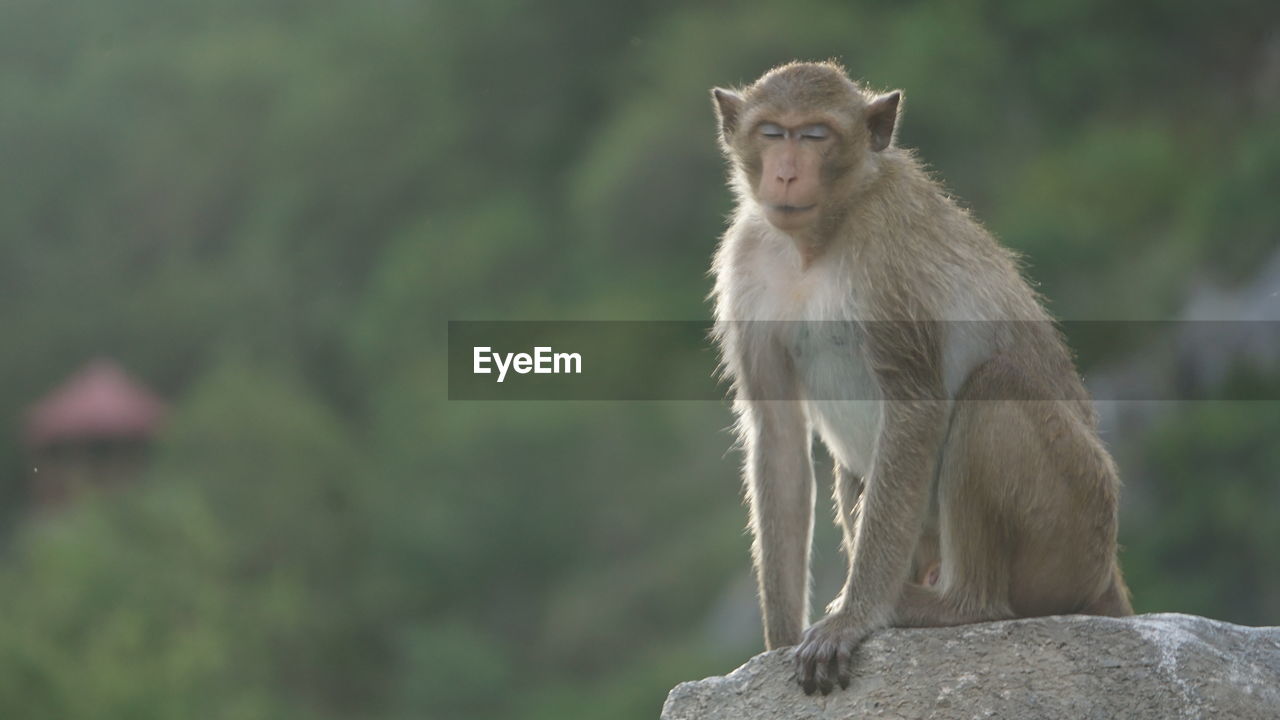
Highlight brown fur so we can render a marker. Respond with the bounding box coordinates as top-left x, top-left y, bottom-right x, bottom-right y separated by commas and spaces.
709, 61, 1132, 695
